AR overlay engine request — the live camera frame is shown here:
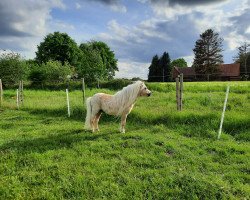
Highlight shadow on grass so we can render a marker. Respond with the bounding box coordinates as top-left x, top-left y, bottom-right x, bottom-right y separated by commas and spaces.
0, 130, 120, 154
22, 106, 249, 141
